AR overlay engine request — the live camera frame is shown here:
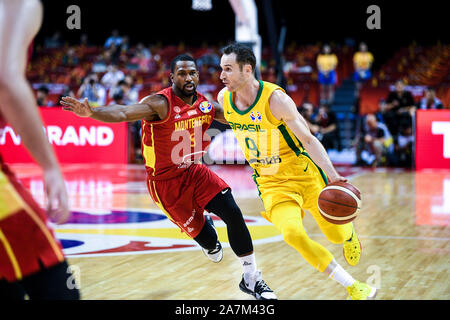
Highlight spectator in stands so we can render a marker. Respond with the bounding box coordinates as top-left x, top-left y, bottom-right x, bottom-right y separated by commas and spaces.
77, 73, 106, 106
197, 51, 220, 72
109, 88, 125, 105
417, 87, 443, 110
109, 78, 138, 105
136, 43, 151, 58
104, 30, 125, 65
123, 75, 139, 104
120, 35, 130, 53
130, 51, 151, 72
298, 102, 319, 136
36, 85, 53, 107
315, 104, 341, 151
62, 47, 79, 67
57, 85, 76, 107
44, 31, 62, 48
93, 50, 112, 73
353, 42, 374, 96
79, 33, 91, 47
354, 114, 394, 167
316, 44, 338, 105
391, 119, 414, 167
382, 80, 415, 137
101, 64, 125, 89
104, 30, 123, 49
